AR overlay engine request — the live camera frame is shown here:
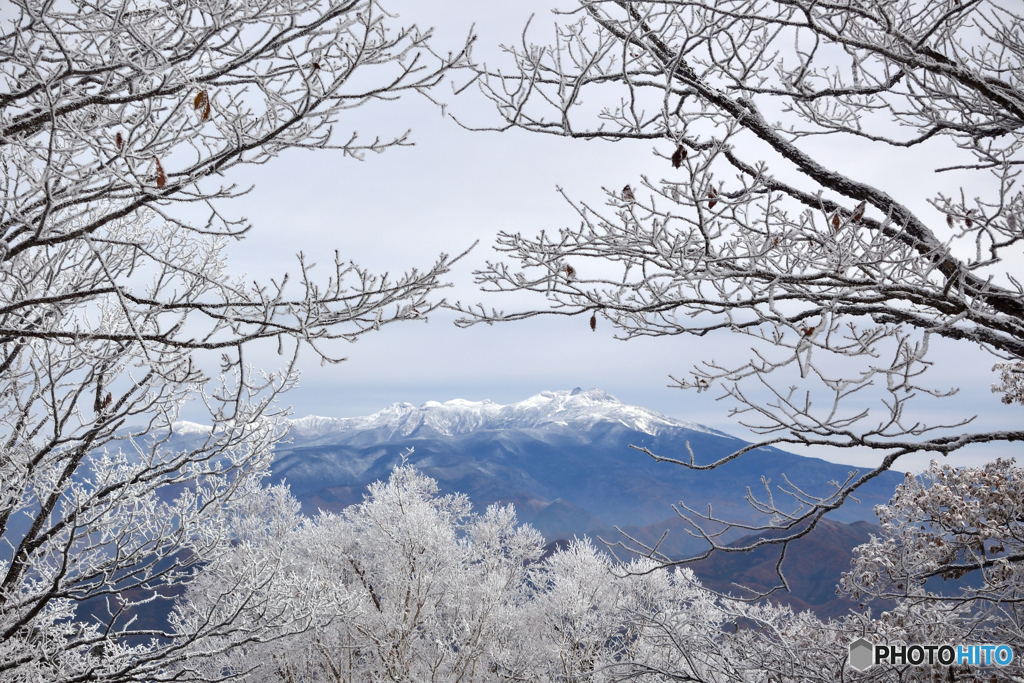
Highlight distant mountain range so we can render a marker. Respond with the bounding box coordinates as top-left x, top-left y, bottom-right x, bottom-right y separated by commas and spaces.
162, 388, 909, 618
214, 387, 902, 618
234, 388, 900, 552
251, 389, 896, 543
